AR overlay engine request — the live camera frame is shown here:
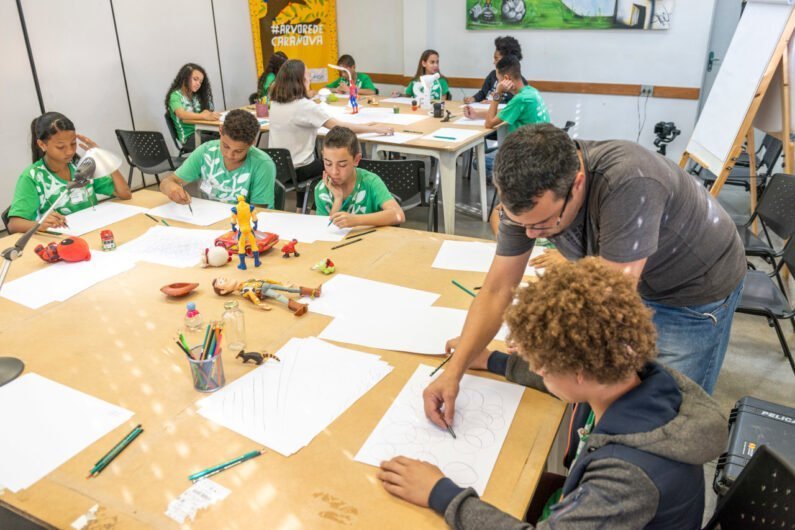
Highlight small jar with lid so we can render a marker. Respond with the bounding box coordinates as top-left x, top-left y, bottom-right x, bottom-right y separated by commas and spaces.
222, 300, 246, 353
